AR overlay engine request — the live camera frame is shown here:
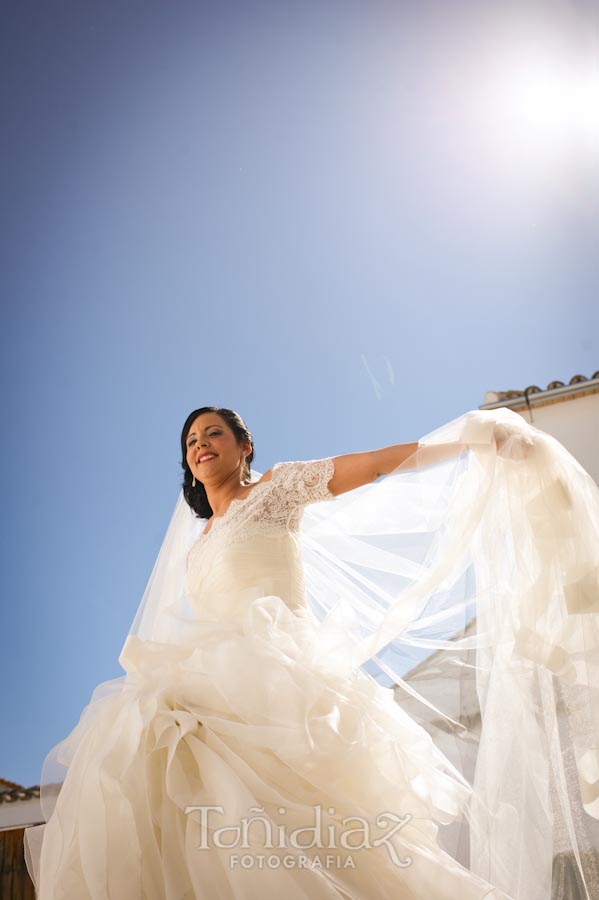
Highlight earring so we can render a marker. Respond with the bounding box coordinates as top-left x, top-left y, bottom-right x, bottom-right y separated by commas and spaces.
192, 475, 196, 488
